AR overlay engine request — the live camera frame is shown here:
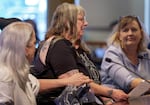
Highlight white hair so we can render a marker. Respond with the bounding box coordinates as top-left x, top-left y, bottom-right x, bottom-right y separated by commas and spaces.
0, 22, 34, 91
